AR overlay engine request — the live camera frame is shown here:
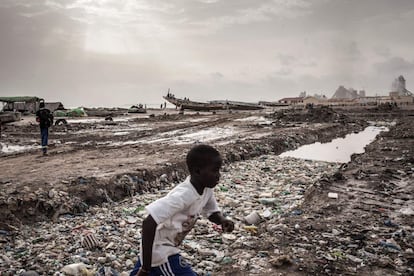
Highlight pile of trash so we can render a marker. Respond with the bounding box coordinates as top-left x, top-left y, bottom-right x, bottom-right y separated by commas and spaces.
0, 155, 339, 275
269, 106, 351, 124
